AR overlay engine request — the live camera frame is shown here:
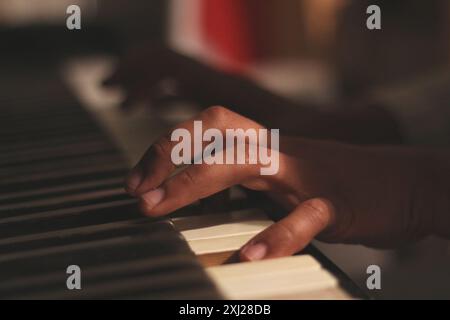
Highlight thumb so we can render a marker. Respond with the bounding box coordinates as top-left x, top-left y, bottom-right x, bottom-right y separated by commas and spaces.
239, 198, 335, 261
